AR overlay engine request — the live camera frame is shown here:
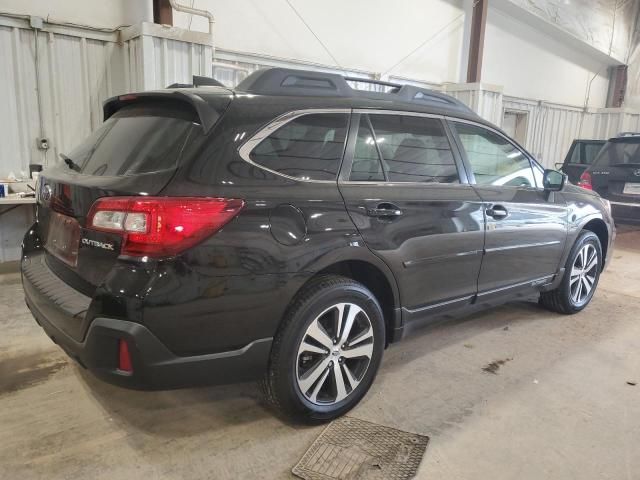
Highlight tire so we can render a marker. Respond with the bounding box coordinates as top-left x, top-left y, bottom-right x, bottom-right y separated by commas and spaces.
262, 275, 385, 422
540, 230, 603, 314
